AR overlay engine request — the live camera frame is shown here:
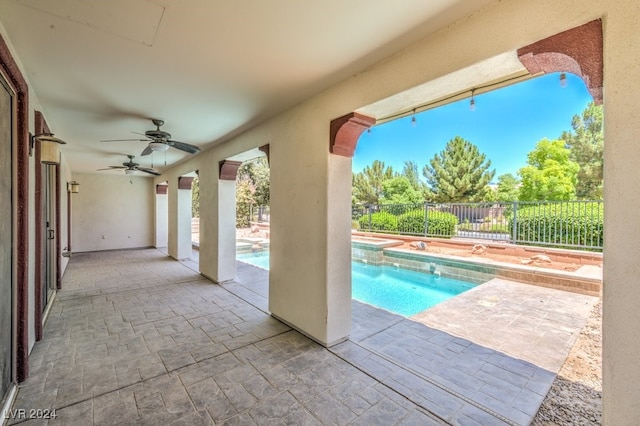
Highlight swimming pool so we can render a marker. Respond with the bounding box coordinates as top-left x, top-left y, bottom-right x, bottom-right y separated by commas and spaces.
237, 251, 476, 316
